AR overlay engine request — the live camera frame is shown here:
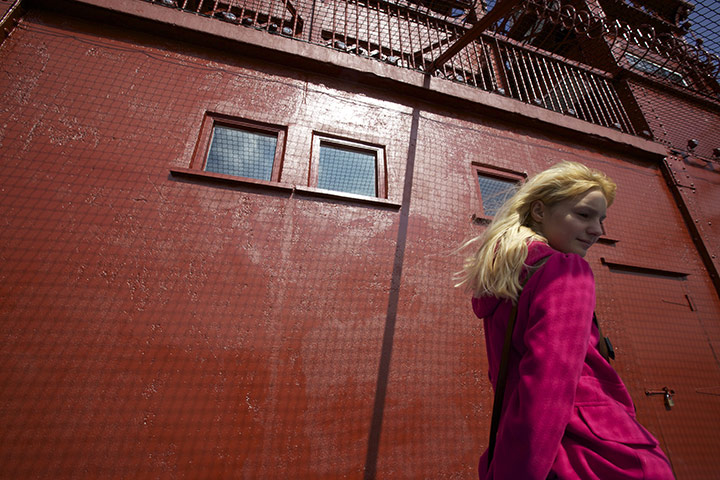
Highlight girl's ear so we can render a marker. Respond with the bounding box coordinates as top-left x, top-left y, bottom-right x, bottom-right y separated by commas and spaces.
530, 200, 545, 224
